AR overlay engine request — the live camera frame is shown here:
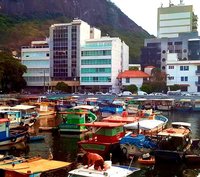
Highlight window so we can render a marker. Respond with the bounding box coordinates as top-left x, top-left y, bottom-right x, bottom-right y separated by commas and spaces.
126, 78, 130, 83
180, 66, 189, 71
181, 76, 188, 81
169, 66, 174, 69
